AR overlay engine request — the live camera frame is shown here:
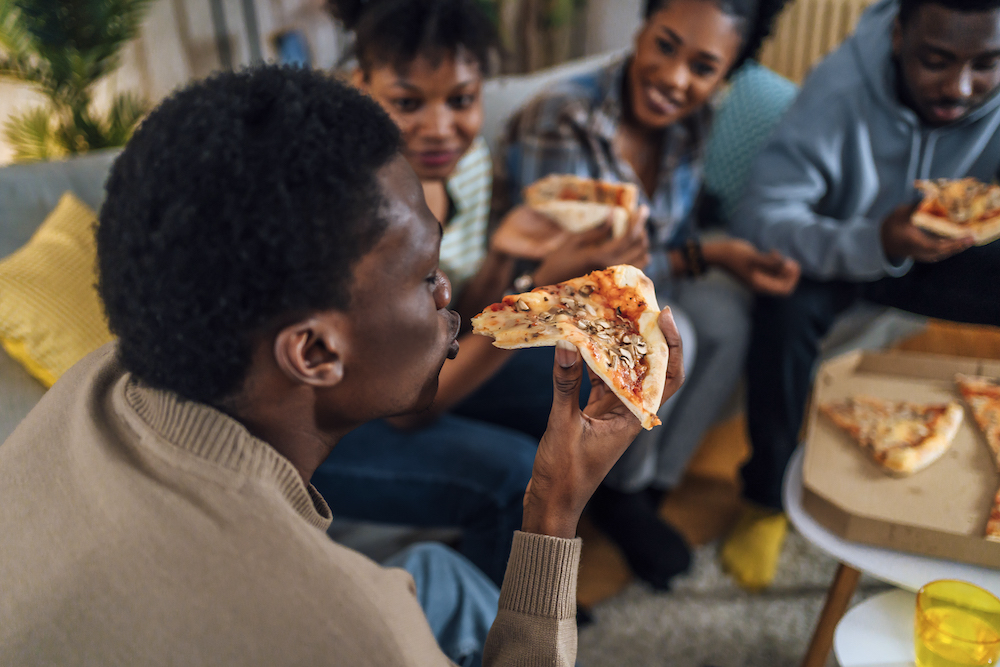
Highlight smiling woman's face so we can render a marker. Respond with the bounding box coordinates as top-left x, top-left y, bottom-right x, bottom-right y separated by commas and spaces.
356, 50, 483, 182
628, 0, 742, 130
